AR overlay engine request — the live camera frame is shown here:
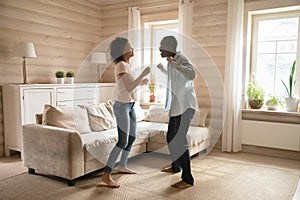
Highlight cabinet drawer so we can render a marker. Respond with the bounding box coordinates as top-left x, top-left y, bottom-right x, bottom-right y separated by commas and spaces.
57, 99, 96, 107
73, 88, 96, 100
57, 87, 96, 101
56, 88, 74, 101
